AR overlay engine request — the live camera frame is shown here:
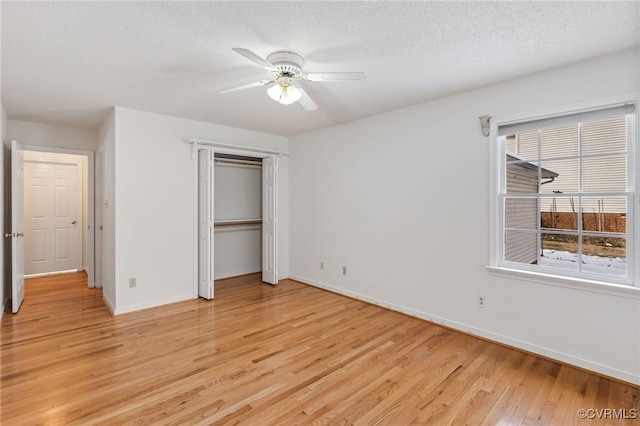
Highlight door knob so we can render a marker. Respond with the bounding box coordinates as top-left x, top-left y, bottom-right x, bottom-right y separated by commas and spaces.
17, 232, 24, 237
71, 220, 77, 225
99, 225, 103, 230
4, 233, 12, 238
